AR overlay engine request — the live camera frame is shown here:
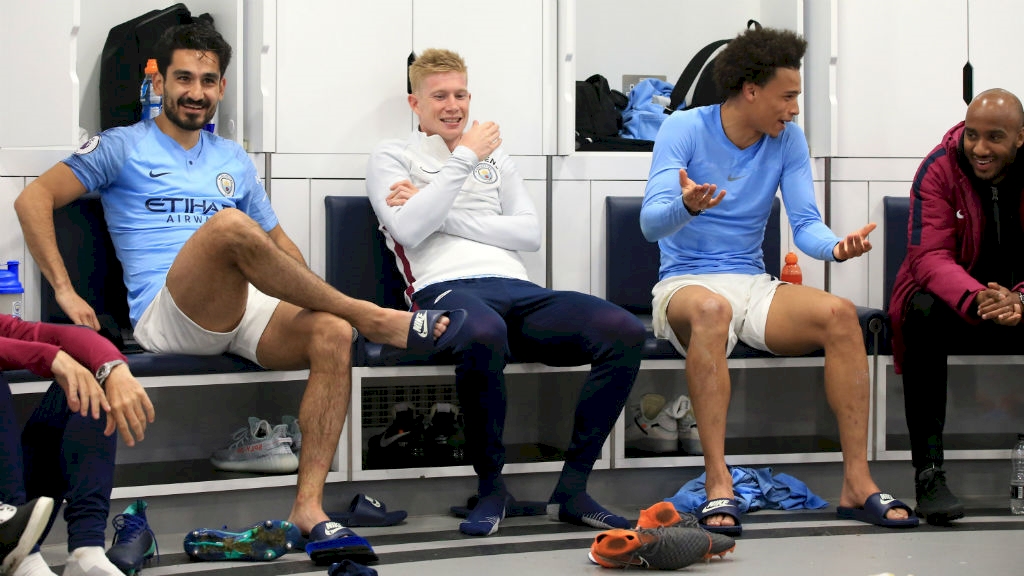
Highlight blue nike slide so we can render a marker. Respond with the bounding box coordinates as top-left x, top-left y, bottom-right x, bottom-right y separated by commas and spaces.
381, 309, 467, 356
836, 492, 919, 528
696, 498, 743, 537
328, 494, 407, 527
304, 521, 378, 566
